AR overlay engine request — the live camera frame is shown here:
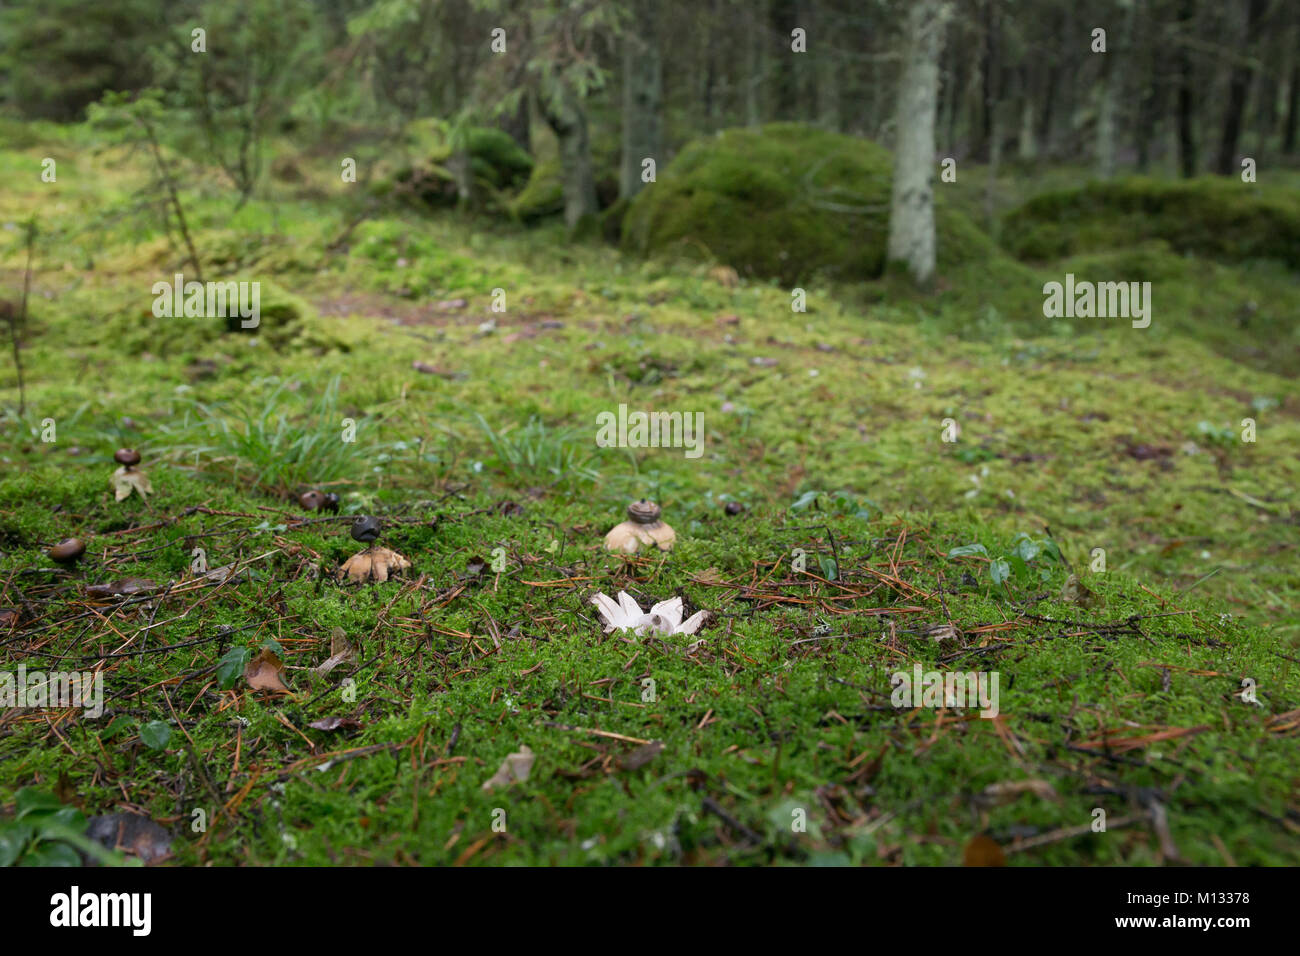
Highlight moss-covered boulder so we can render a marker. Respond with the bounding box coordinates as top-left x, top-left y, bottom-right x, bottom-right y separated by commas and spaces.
508, 159, 565, 222
621, 123, 991, 284
384, 120, 533, 210
1001, 178, 1300, 269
